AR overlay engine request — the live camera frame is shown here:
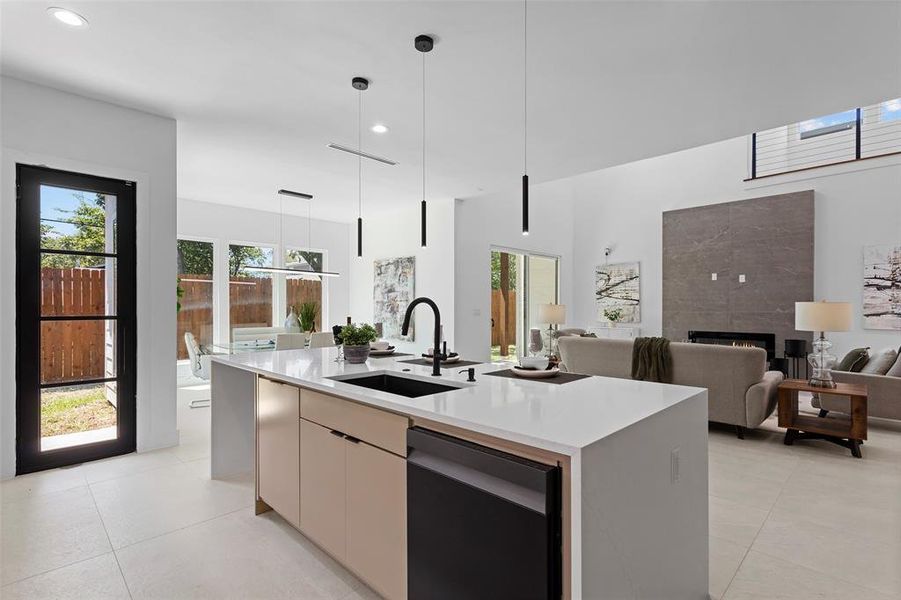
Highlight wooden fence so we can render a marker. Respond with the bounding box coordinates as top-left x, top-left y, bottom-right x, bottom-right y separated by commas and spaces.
176, 275, 322, 359
490, 289, 517, 348
177, 275, 214, 359
40, 268, 109, 384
